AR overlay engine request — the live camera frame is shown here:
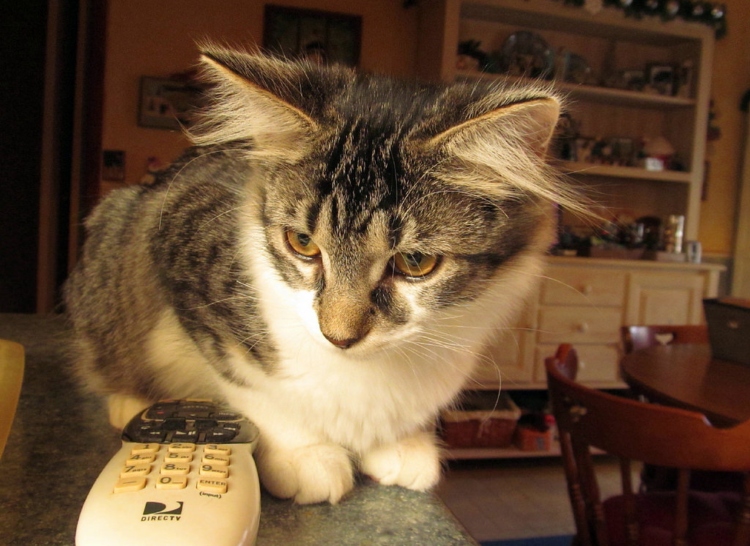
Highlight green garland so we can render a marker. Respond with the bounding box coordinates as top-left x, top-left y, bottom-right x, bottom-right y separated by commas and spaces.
403, 0, 727, 38
580, 0, 727, 38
